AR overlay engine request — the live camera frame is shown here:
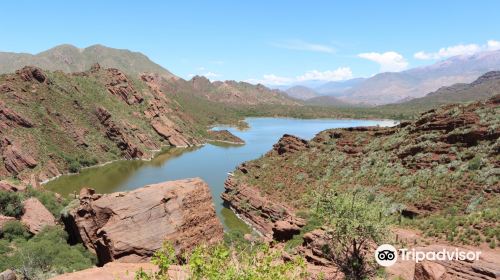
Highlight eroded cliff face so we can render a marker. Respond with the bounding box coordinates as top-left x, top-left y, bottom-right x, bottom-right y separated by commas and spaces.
0, 65, 203, 185
62, 178, 224, 265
